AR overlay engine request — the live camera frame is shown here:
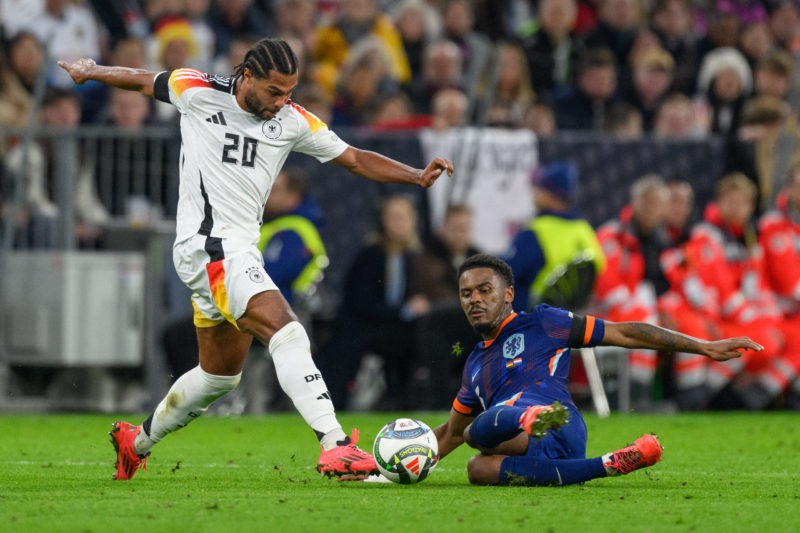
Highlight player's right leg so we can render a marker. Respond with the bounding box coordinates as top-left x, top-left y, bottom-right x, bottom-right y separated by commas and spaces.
237, 290, 377, 476
111, 321, 250, 480
602, 434, 663, 476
